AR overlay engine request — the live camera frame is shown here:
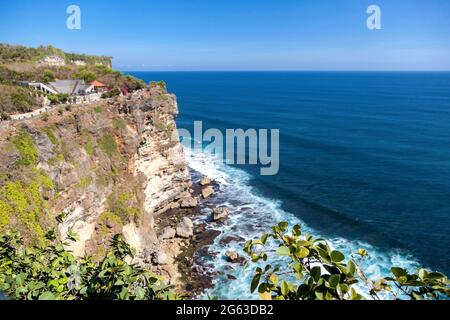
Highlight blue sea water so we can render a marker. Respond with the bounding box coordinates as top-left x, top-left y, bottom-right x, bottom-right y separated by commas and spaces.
127, 71, 450, 298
